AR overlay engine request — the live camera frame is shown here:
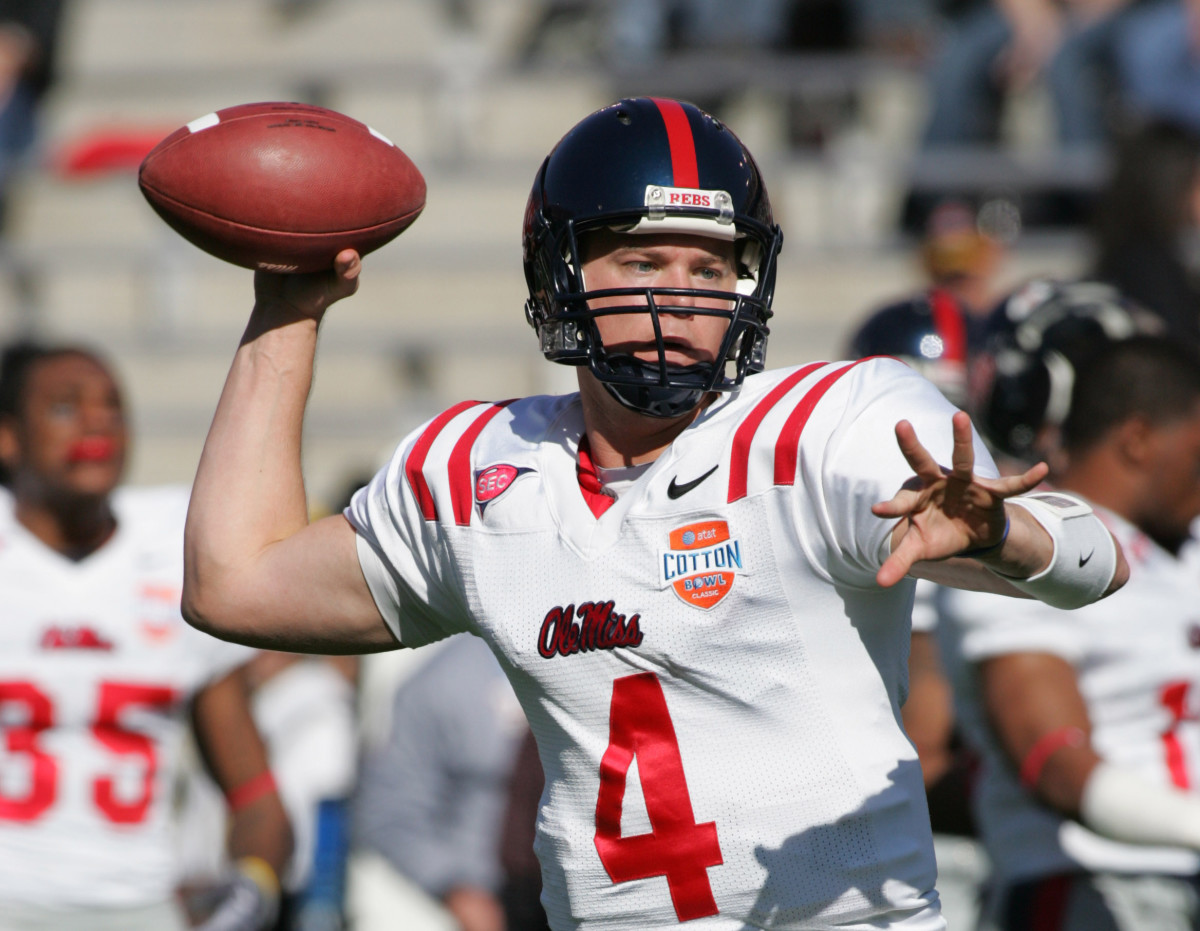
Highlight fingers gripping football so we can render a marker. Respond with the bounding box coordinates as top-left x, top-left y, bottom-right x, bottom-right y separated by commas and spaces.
252, 249, 361, 324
